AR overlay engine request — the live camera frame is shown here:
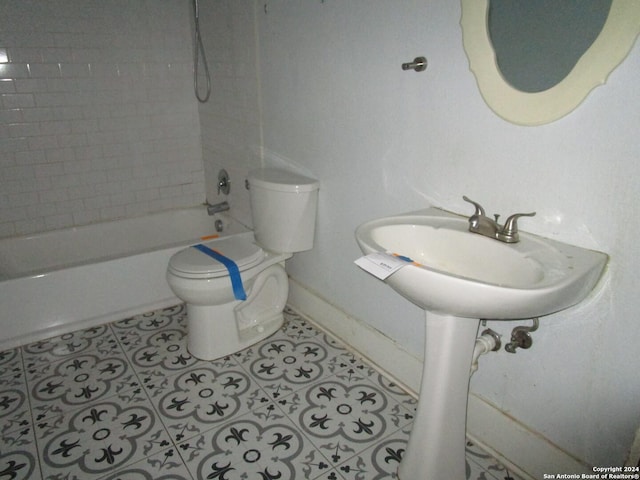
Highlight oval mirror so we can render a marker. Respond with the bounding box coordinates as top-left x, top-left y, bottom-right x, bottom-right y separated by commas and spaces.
460, 0, 640, 126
